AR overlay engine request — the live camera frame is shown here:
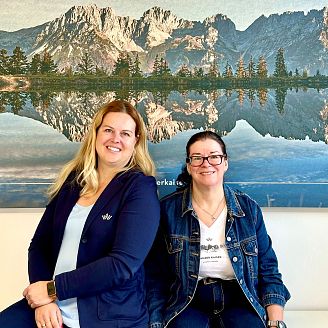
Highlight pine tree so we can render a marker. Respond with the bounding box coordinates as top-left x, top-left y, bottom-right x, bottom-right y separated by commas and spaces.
9, 46, 28, 74
29, 53, 42, 74
302, 69, 308, 78
152, 55, 160, 77
208, 59, 219, 78
257, 88, 268, 107
64, 65, 74, 77
257, 56, 268, 78
41, 50, 57, 74
223, 61, 233, 78
273, 48, 288, 77
236, 57, 245, 78
237, 89, 245, 105
112, 52, 131, 77
248, 89, 256, 106
78, 52, 95, 75
275, 88, 287, 114
160, 58, 171, 76
131, 54, 142, 77
8, 92, 27, 114
0, 49, 10, 74
193, 67, 204, 78
176, 64, 191, 77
